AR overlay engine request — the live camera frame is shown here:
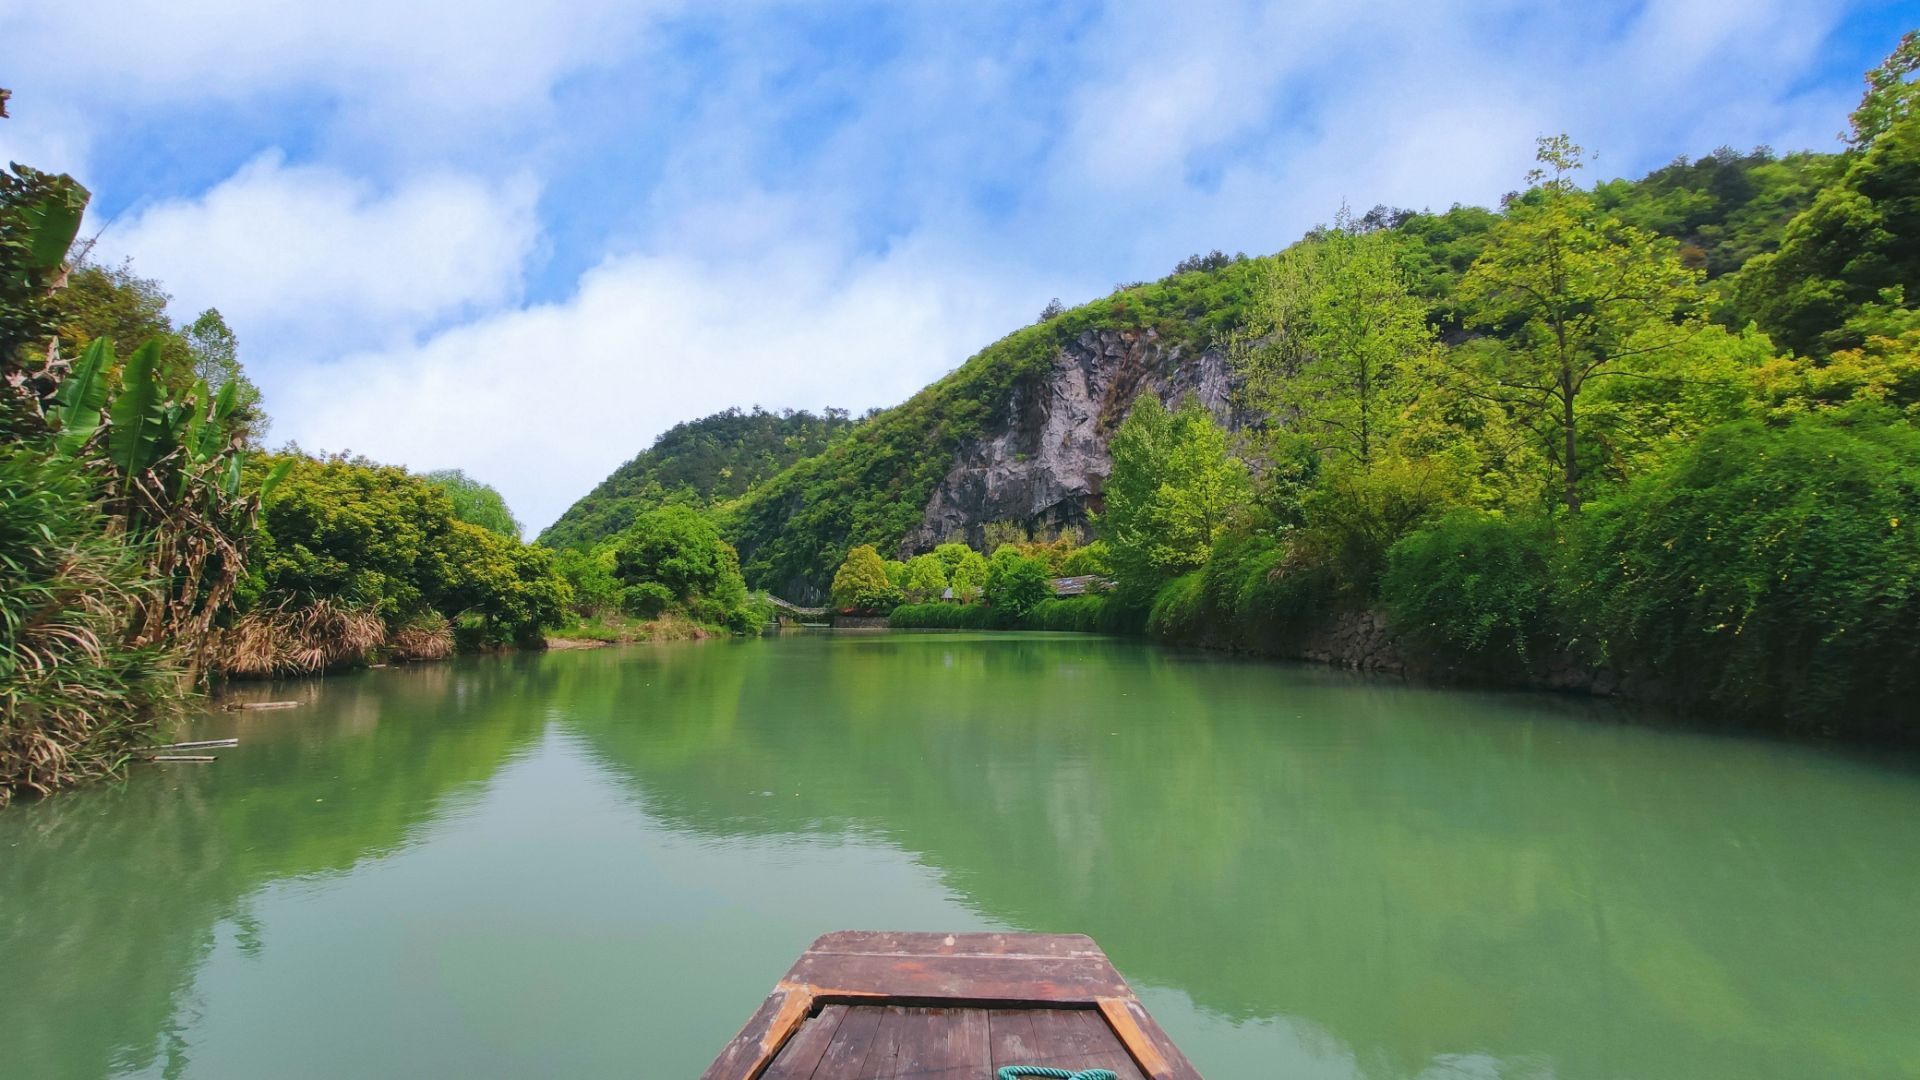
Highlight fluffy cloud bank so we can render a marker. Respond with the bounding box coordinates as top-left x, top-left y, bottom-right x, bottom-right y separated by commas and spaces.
98, 153, 539, 354
276, 240, 1051, 532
